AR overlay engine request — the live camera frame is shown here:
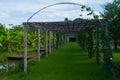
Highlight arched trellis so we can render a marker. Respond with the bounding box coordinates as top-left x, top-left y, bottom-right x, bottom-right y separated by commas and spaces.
27, 2, 86, 22
23, 2, 112, 72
